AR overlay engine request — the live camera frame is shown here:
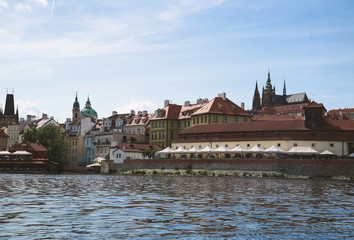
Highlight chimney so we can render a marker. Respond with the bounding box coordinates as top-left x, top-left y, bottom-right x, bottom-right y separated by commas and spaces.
138, 111, 142, 116
184, 101, 190, 107
42, 113, 48, 119
241, 102, 245, 109
196, 98, 203, 104
112, 111, 117, 116
217, 93, 226, 101
27, 115, 32, 123
143, 110, 148, 116
164, 100, 170, 107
